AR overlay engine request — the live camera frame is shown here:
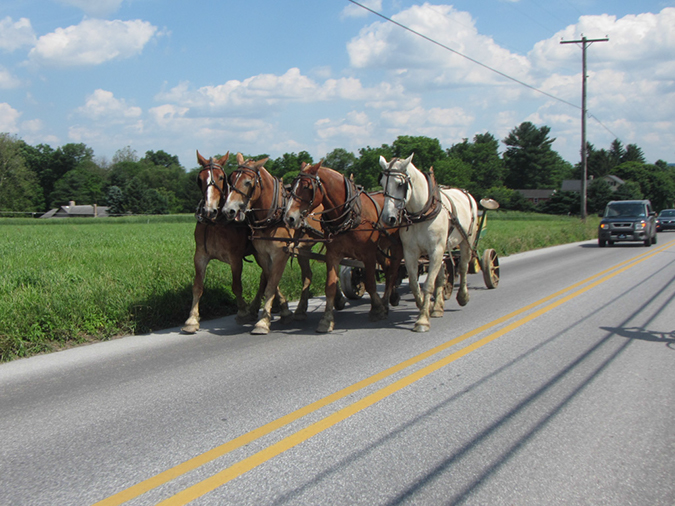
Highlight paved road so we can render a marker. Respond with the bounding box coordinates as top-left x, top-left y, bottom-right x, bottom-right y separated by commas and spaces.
1, 234, 674, 505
